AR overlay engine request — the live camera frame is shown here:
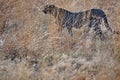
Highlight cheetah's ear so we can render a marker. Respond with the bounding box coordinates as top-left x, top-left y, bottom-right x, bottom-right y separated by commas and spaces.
45, 4, 55, 8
